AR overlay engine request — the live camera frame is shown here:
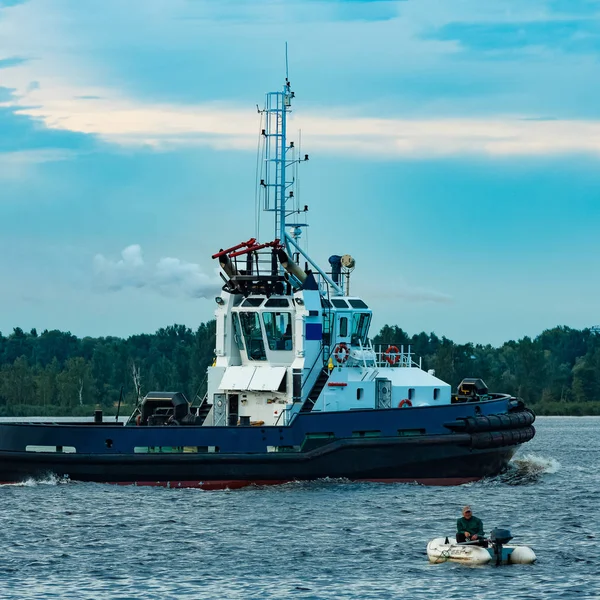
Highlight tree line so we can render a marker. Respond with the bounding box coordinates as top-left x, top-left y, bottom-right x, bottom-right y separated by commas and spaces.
0, 323, 599, 416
